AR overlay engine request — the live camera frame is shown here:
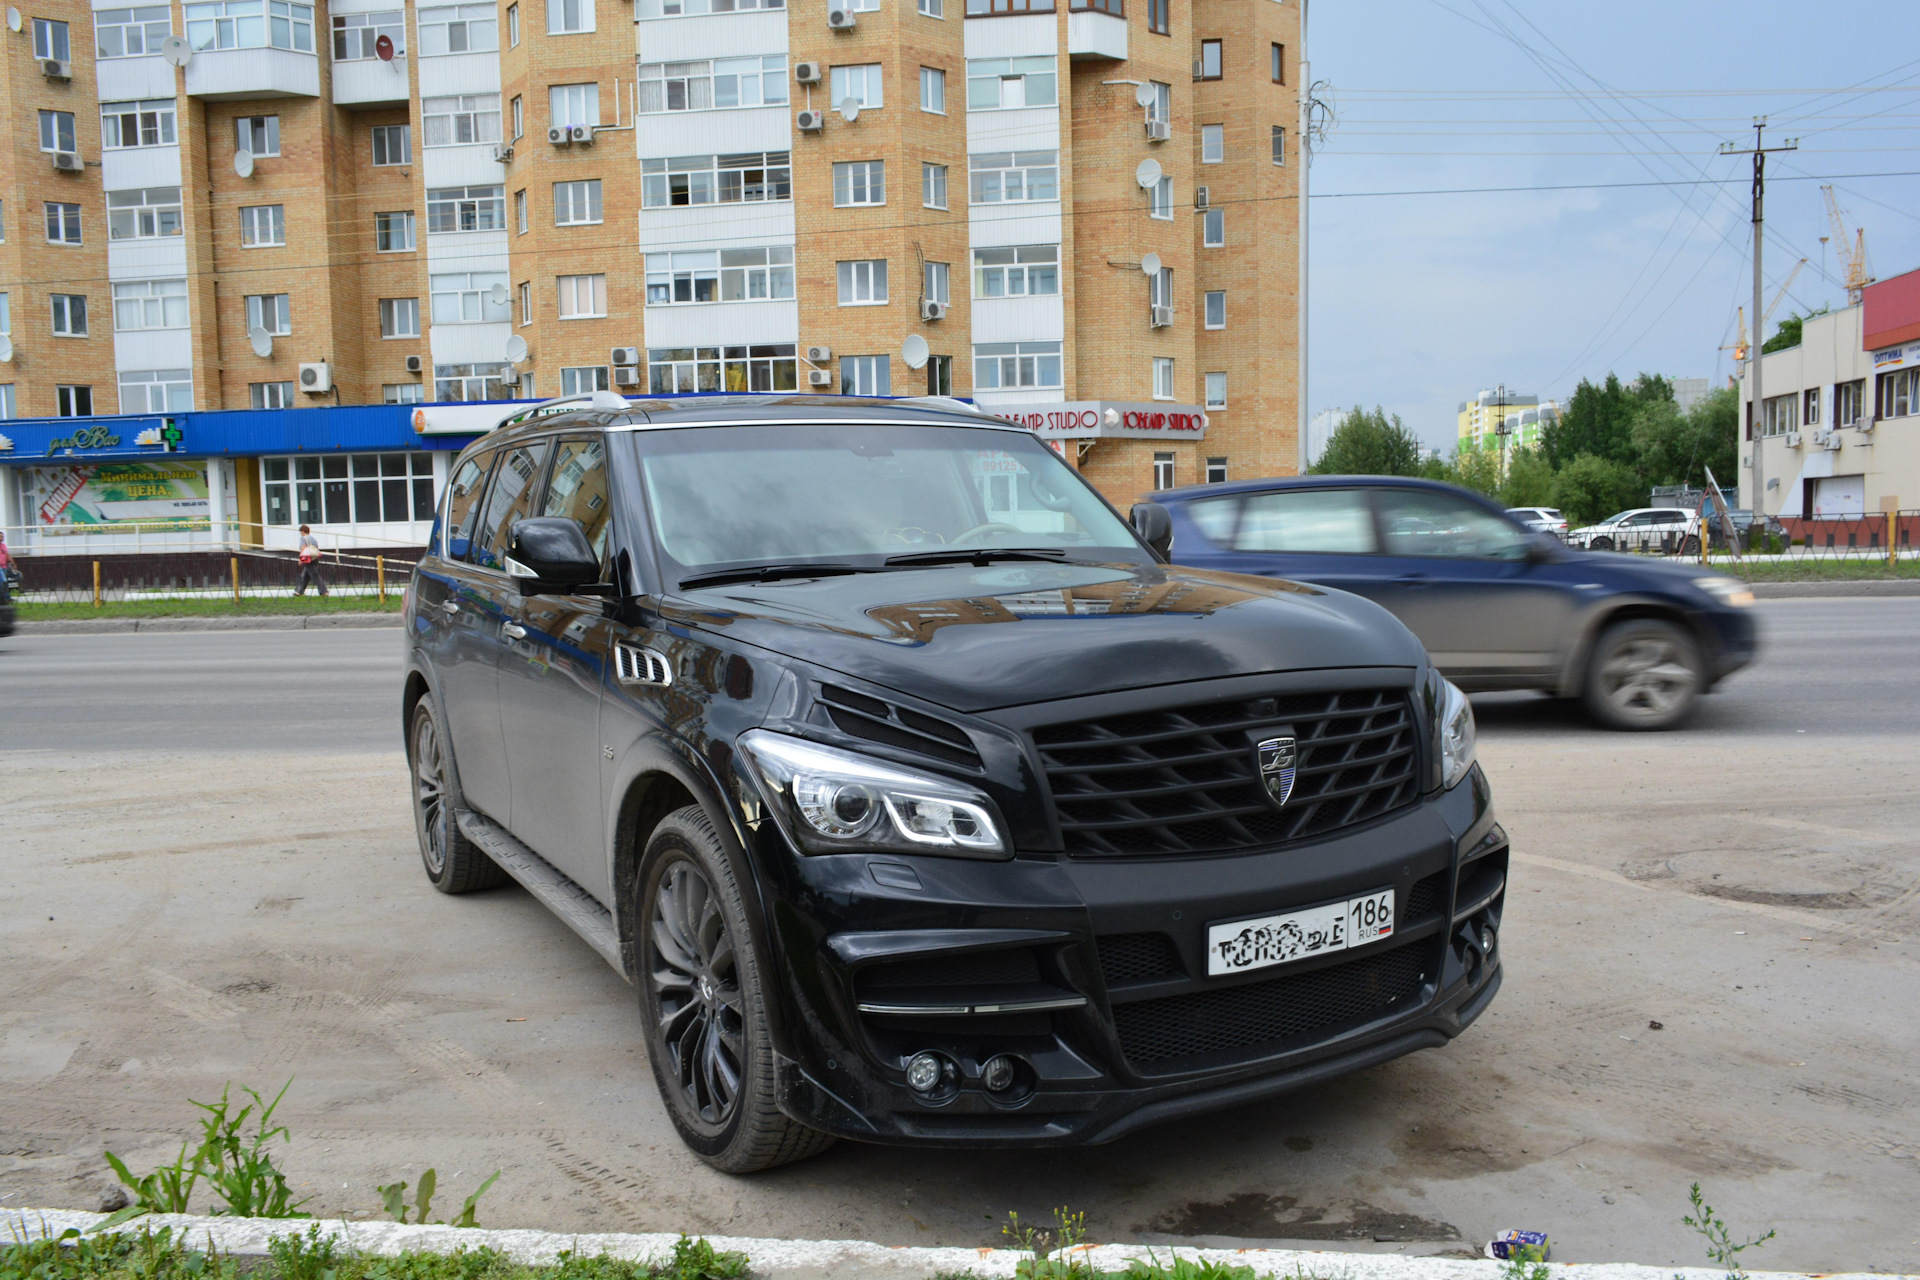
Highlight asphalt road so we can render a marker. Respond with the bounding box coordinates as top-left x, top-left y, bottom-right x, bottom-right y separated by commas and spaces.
2, 602, 1916, 1273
